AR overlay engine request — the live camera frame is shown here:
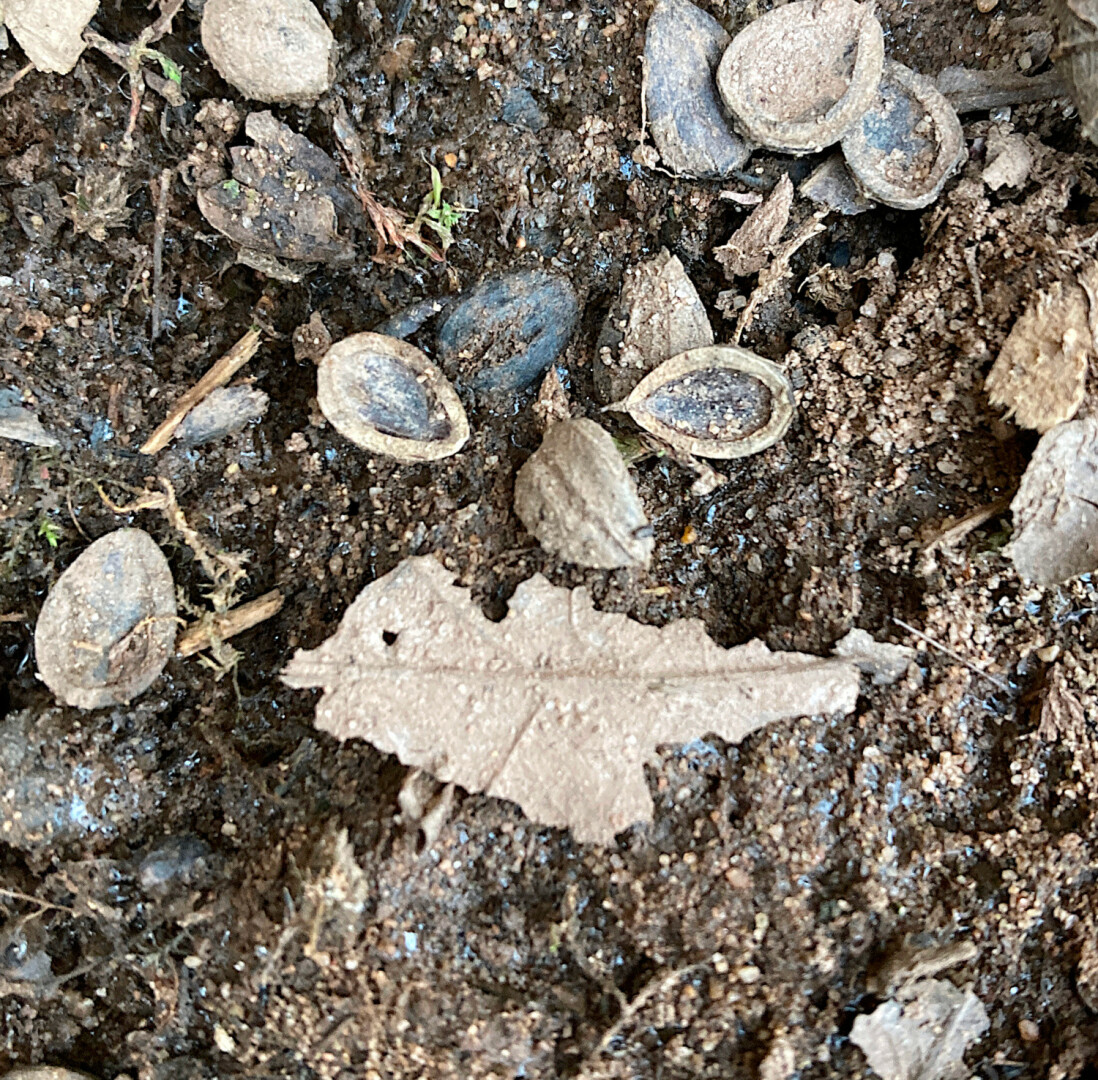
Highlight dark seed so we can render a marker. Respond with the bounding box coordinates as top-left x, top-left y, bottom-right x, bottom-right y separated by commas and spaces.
437, 270, 579, 399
